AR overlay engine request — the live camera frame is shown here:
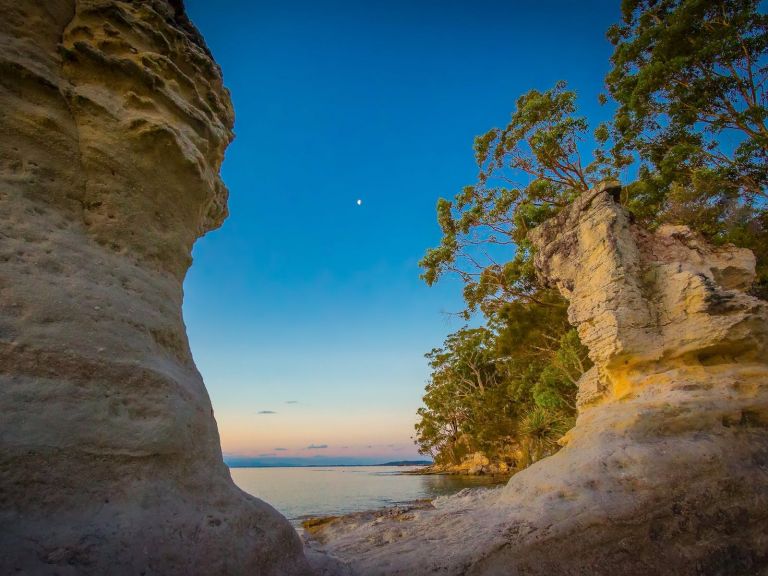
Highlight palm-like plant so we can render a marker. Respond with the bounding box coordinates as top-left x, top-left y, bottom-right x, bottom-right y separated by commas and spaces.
518, 407, 573, 468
